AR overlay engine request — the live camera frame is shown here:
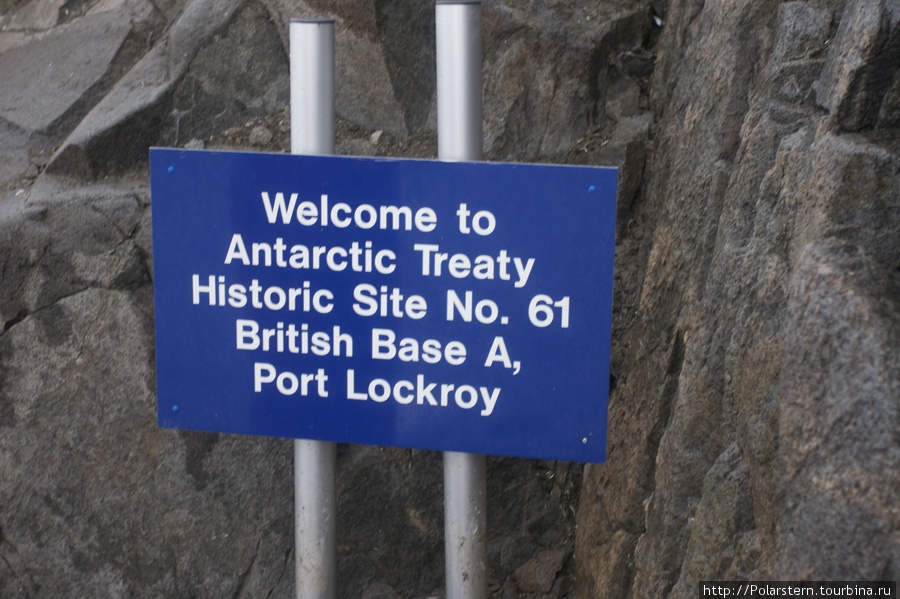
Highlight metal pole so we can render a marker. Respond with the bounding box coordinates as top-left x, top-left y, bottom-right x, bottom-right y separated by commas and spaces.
436, 1, 483, 162
436, 3, 487, 599
290, 18, 337, 599
291, 19, 336, 155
